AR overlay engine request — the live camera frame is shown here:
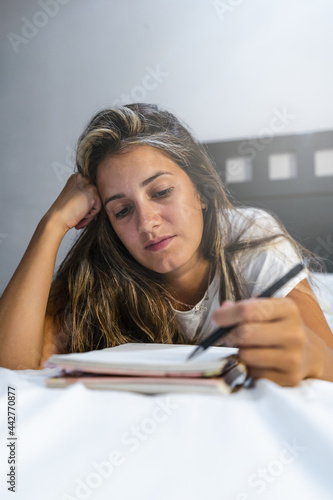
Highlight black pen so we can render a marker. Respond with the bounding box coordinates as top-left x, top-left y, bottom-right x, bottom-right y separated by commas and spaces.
187, 262, 305, 361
